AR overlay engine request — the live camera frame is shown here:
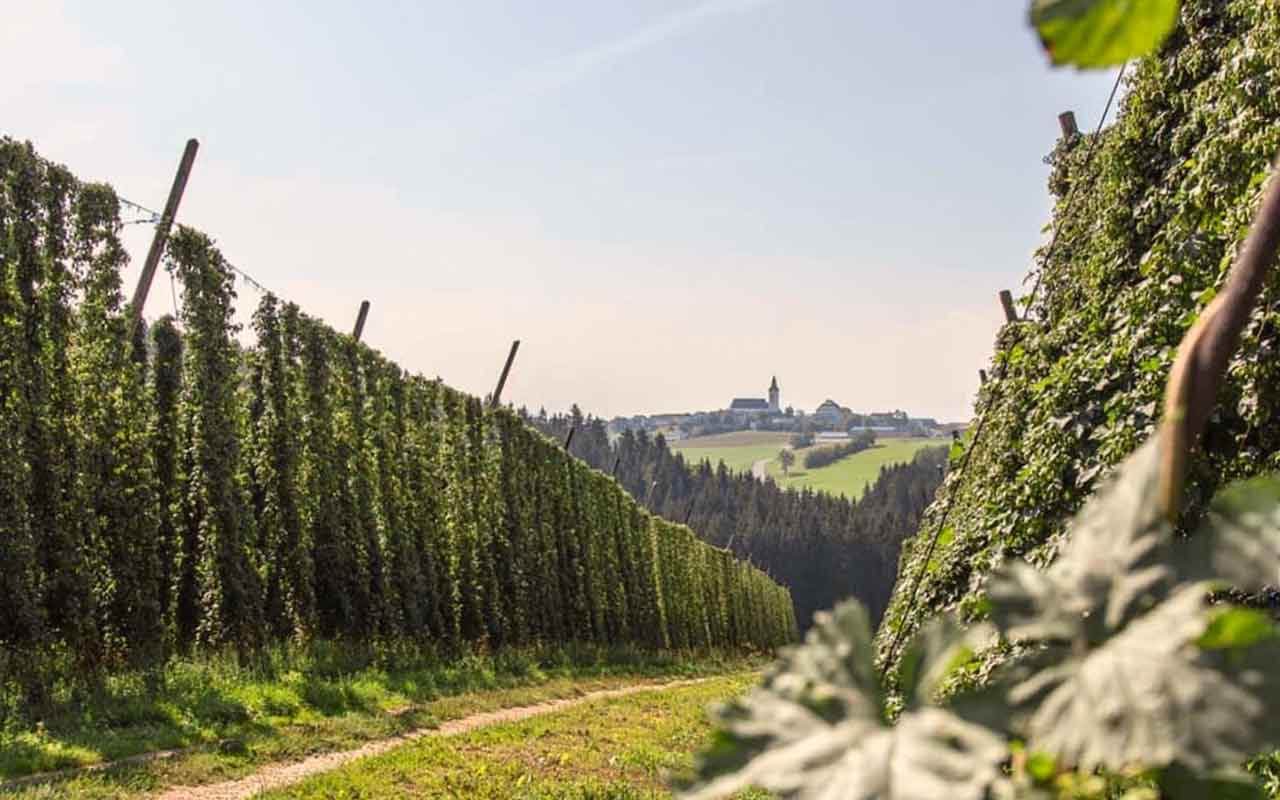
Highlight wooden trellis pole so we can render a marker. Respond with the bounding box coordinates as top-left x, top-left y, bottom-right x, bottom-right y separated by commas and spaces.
129, 138, 199, 324
352, 300, 371, 341
489, 340, 520, 409
999, 290, 1018, 323
1059, 110, 1079, 138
